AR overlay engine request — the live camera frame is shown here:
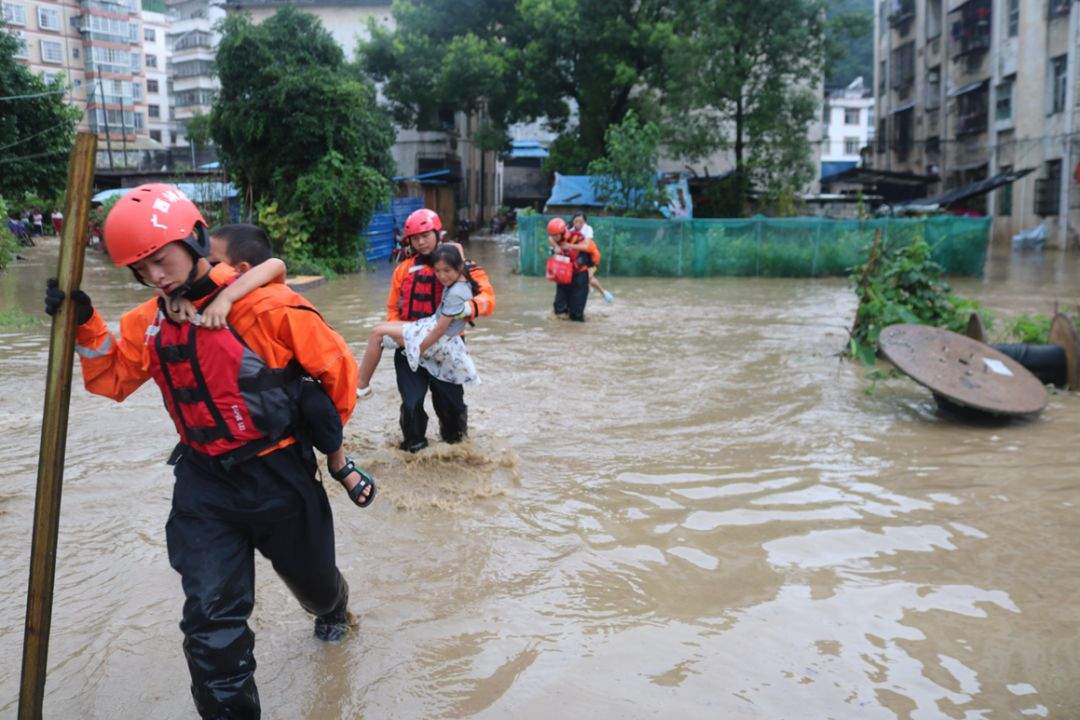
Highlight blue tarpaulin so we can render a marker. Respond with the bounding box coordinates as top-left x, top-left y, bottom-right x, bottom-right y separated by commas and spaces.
92, 182, 239, 204
821, 161, 857, 181
362, 196, 424, 262
545, 173, 693, 218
